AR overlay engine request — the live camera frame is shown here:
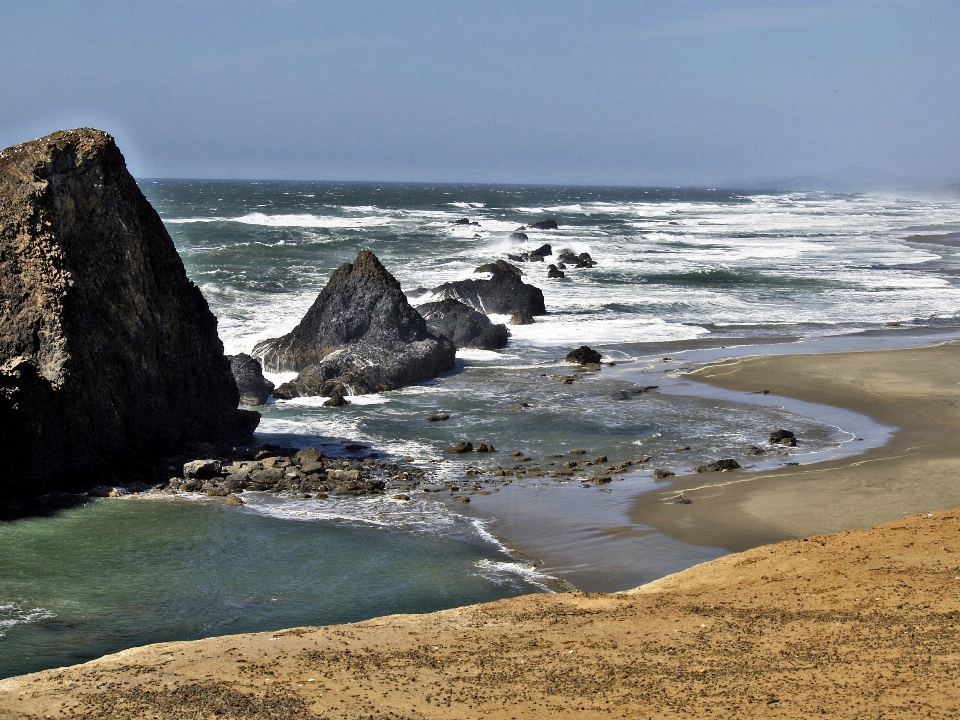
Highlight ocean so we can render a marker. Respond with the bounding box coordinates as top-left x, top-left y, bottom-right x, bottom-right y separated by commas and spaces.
2, 181, 960, 678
